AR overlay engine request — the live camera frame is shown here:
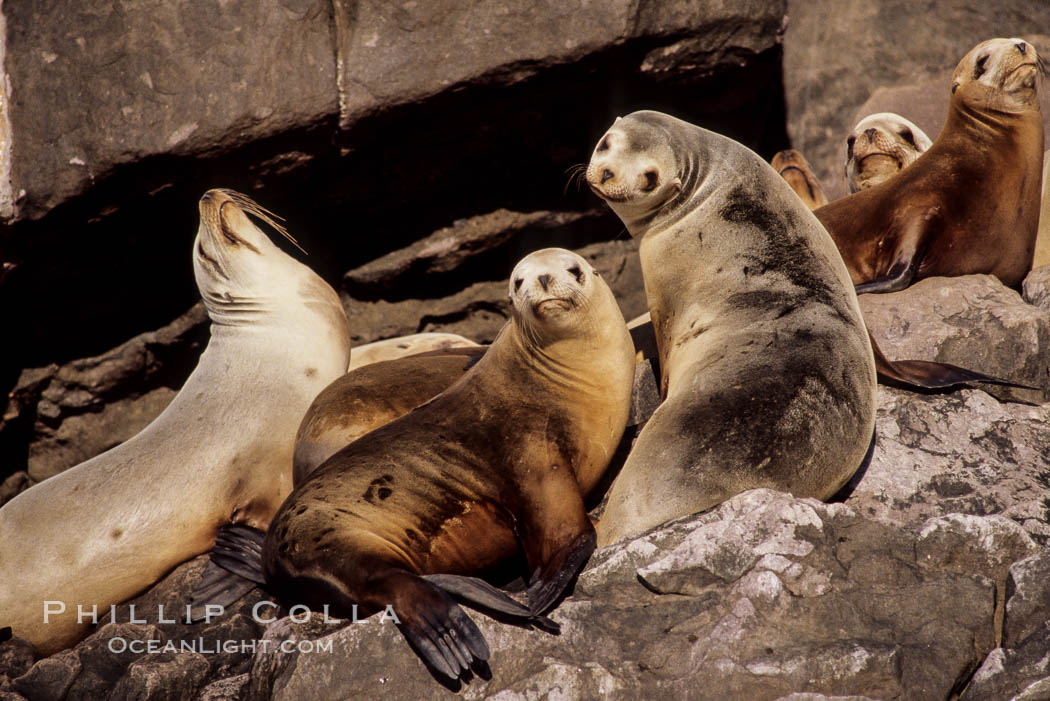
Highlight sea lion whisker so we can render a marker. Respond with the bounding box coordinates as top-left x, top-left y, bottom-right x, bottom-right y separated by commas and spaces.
218, 189, 308, 255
